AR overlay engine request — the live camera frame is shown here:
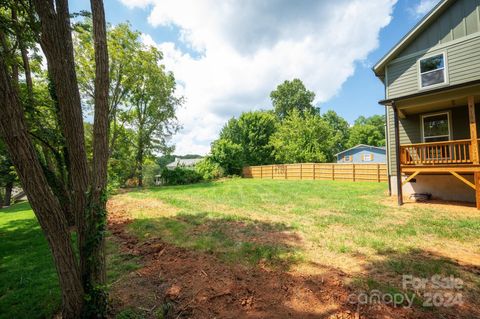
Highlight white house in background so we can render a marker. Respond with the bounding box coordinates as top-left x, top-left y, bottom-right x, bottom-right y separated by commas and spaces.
155, 157, 204, 185
165, 157, 203, 170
